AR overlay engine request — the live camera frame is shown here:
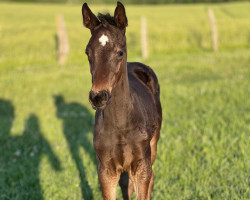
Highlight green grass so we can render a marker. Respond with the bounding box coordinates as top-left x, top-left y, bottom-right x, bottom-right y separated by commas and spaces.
0, 2, 249, 200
